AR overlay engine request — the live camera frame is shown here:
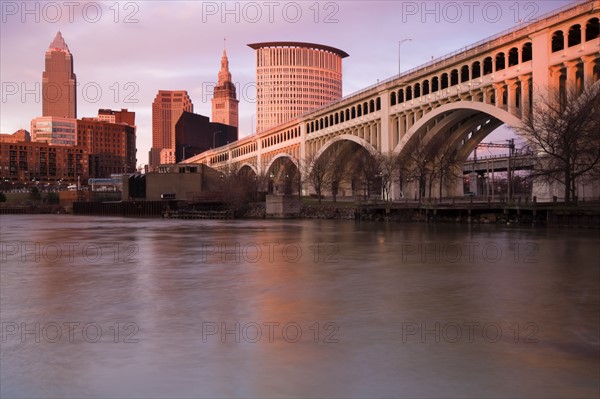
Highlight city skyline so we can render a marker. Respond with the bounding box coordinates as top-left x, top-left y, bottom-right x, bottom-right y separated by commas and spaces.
1, 1, 573, 166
